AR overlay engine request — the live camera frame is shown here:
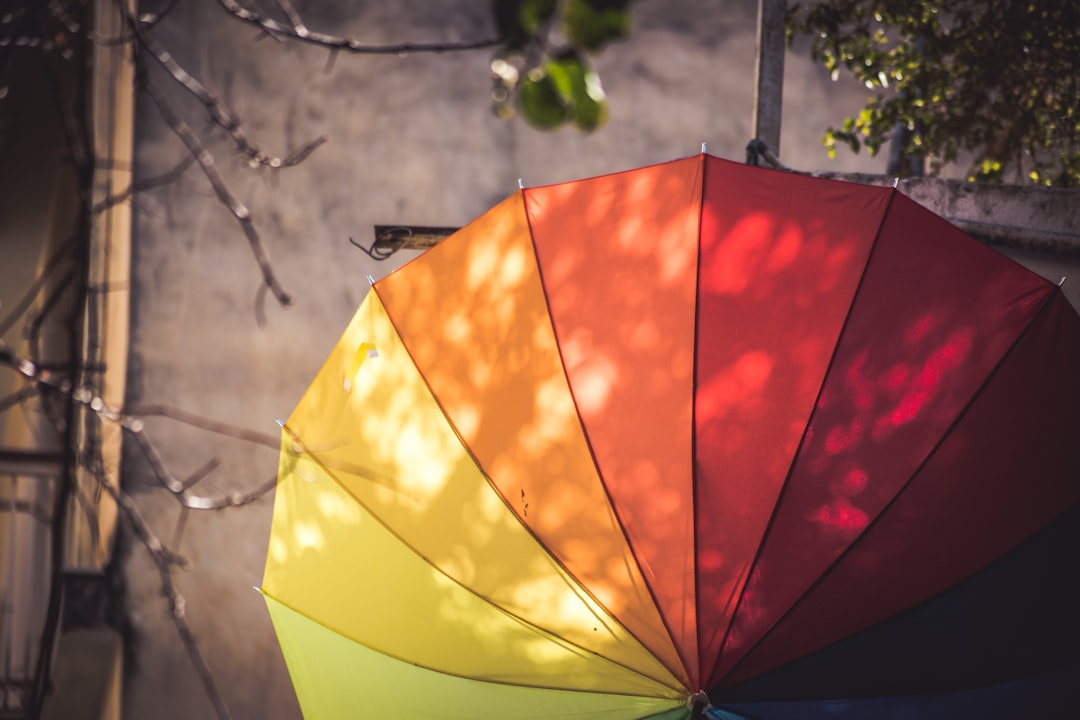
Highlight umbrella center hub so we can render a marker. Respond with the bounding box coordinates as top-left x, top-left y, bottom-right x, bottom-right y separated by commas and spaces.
687, 690, 711, 719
